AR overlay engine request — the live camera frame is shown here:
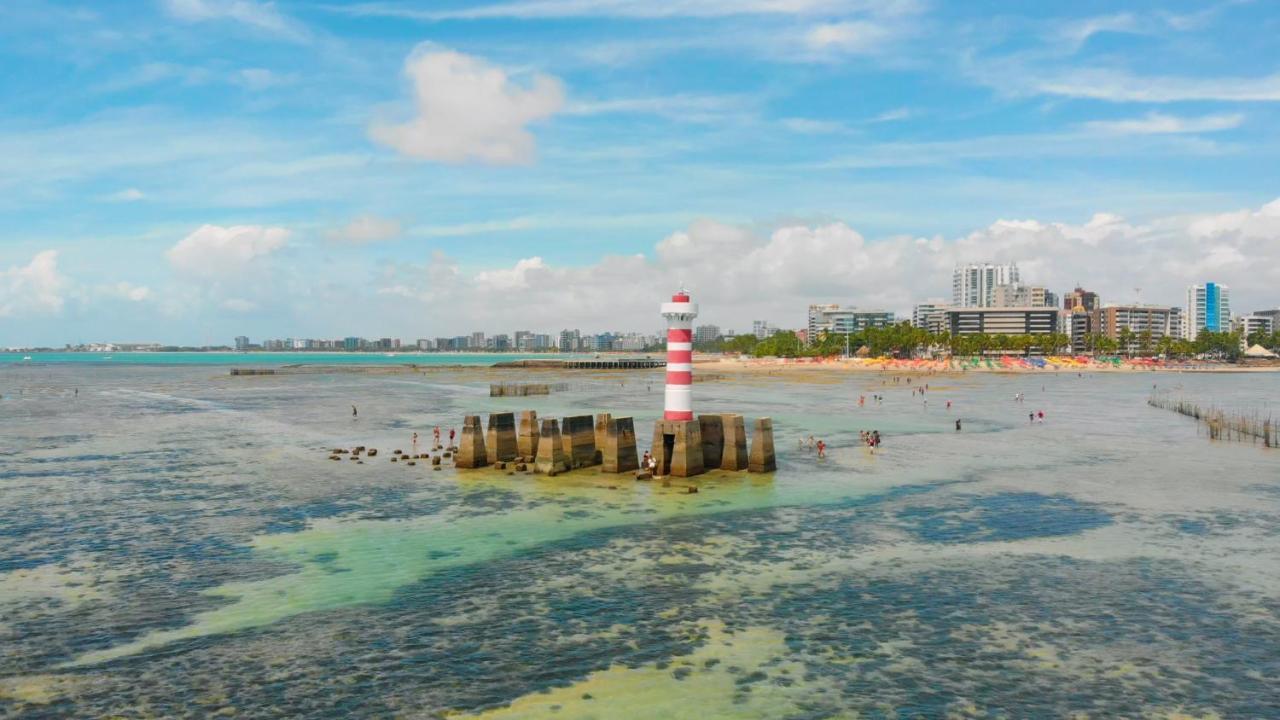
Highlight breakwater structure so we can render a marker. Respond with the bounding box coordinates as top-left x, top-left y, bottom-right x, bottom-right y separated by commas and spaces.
1148, 393, 1275, 447
489, 382, 570, 397
448, 289, 776, 480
